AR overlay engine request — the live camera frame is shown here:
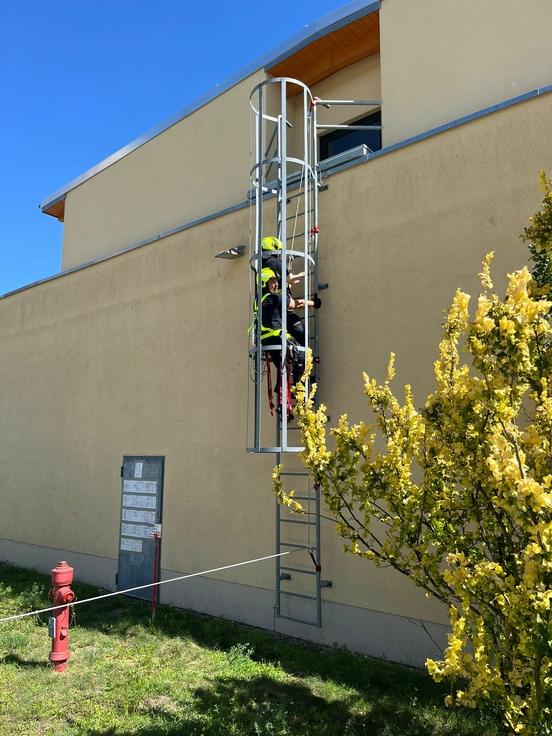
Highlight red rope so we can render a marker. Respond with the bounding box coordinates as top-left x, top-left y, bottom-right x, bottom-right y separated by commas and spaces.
277, 363, 294, 419
151, 532, 160, 621
286, 364, 293, 417
307, 547, 321, 572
